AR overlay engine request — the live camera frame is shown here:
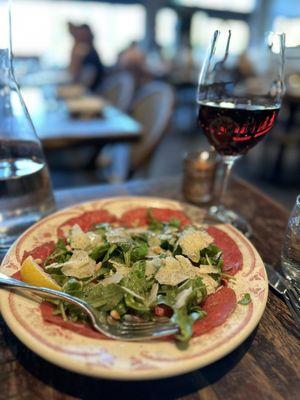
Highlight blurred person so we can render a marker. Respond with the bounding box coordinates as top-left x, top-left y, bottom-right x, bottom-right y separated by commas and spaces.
235, 52, 255, 80
146, 43, 171, 78
118, 41, 145, 70
68, 22, 104, 91
117, 41, 150, 87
